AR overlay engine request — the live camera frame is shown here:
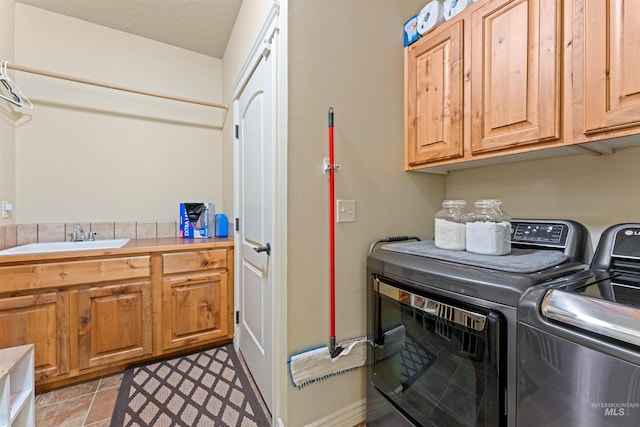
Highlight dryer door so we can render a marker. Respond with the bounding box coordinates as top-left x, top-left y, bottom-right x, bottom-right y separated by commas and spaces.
371, 277, 506, 427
